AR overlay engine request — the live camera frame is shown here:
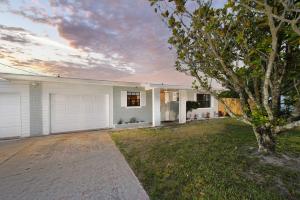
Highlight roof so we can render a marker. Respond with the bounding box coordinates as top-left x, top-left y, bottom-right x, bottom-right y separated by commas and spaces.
0, 73, 193, 89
